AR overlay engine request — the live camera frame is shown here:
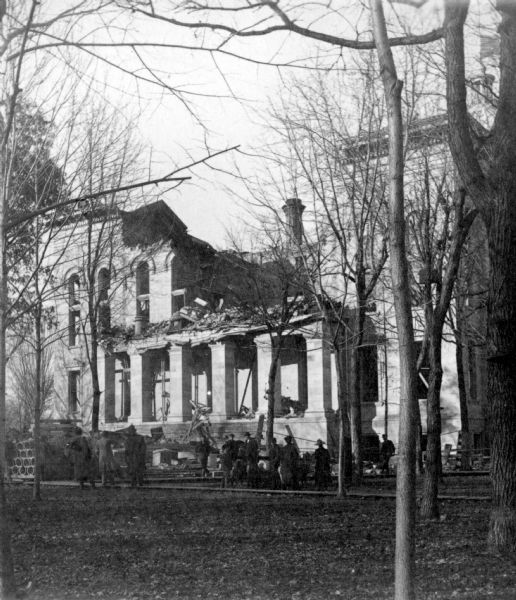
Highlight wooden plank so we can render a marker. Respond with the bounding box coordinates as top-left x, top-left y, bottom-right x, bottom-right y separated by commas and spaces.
285, 424, 299, 452
256, 414, 265, 445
